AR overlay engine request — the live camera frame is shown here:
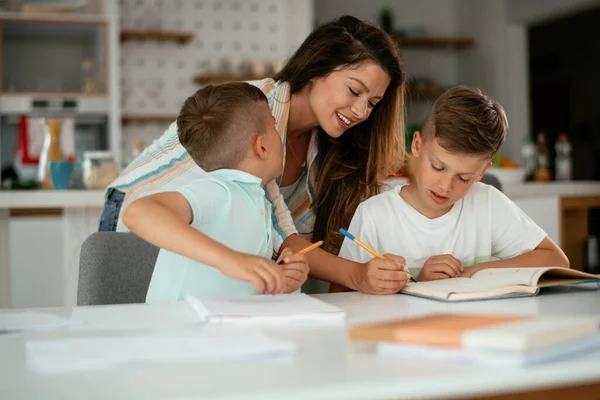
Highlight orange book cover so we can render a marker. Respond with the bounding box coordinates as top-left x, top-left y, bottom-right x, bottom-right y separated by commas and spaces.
349, 314, 528, 347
